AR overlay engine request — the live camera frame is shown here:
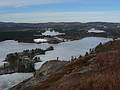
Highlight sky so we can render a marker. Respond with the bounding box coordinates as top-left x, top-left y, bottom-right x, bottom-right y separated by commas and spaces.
0, 0, 120, 23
